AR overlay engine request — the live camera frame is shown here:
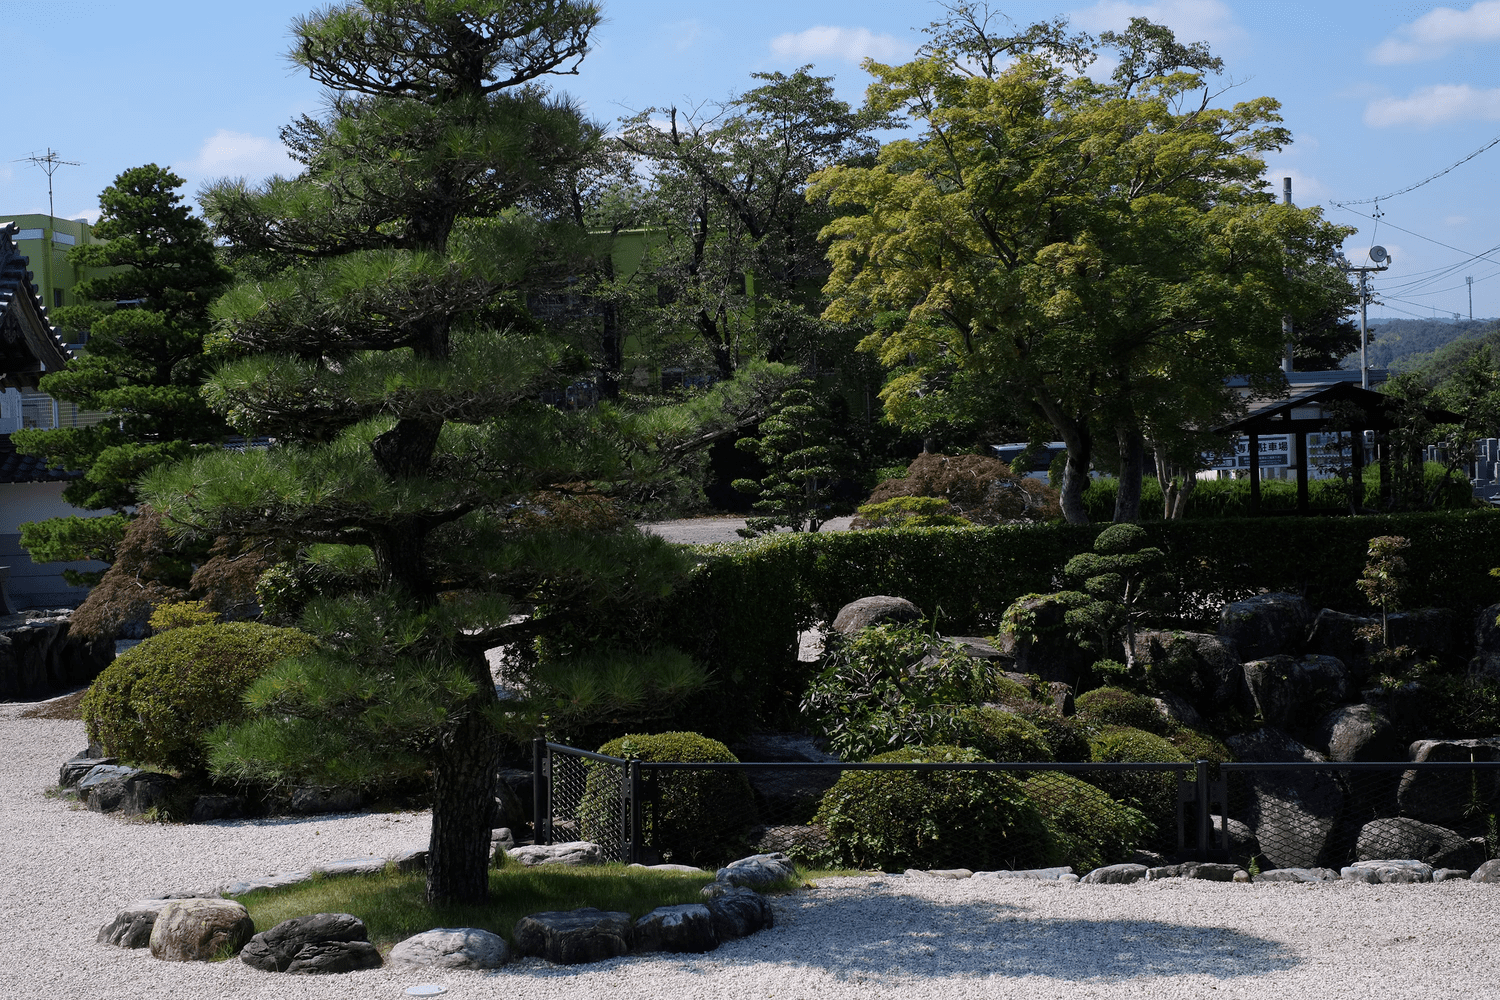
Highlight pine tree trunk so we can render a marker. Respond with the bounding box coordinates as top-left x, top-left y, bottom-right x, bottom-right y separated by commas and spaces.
1113, 425, 1144, 523
426, 696, 500, 906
